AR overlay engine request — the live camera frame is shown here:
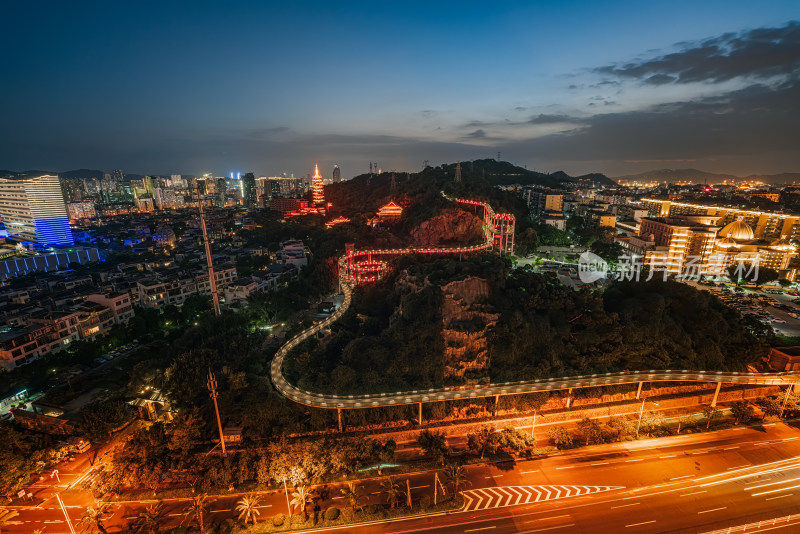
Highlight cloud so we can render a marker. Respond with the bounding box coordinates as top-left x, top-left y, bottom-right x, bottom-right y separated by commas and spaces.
596, 21, 800, 85
465, 129, 487, 139
527, 114, 578, 125
420, 109, 437, 118
501, 79, 800, 171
